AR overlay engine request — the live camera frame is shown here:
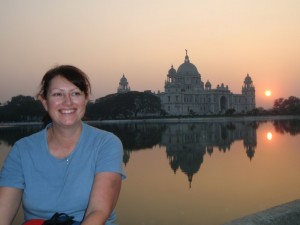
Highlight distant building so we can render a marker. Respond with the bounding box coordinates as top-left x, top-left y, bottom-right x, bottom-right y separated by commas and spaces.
117, 74, 130, 93
158, 51, 256, 115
